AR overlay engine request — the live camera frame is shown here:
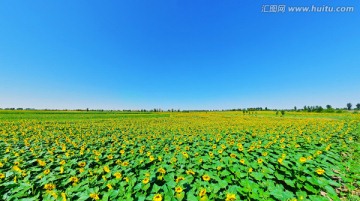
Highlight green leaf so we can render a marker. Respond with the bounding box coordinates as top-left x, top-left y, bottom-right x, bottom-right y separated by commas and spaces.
324, 185, 339, 199
186, 193, 197, 201
218, 179, 228, 188
308, 195, 329, 201
275, 172, 284, 180
251, 172, 264, 181
220, 170, 231, 177
304, 183, 318, 194
284, 179, 295, 188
